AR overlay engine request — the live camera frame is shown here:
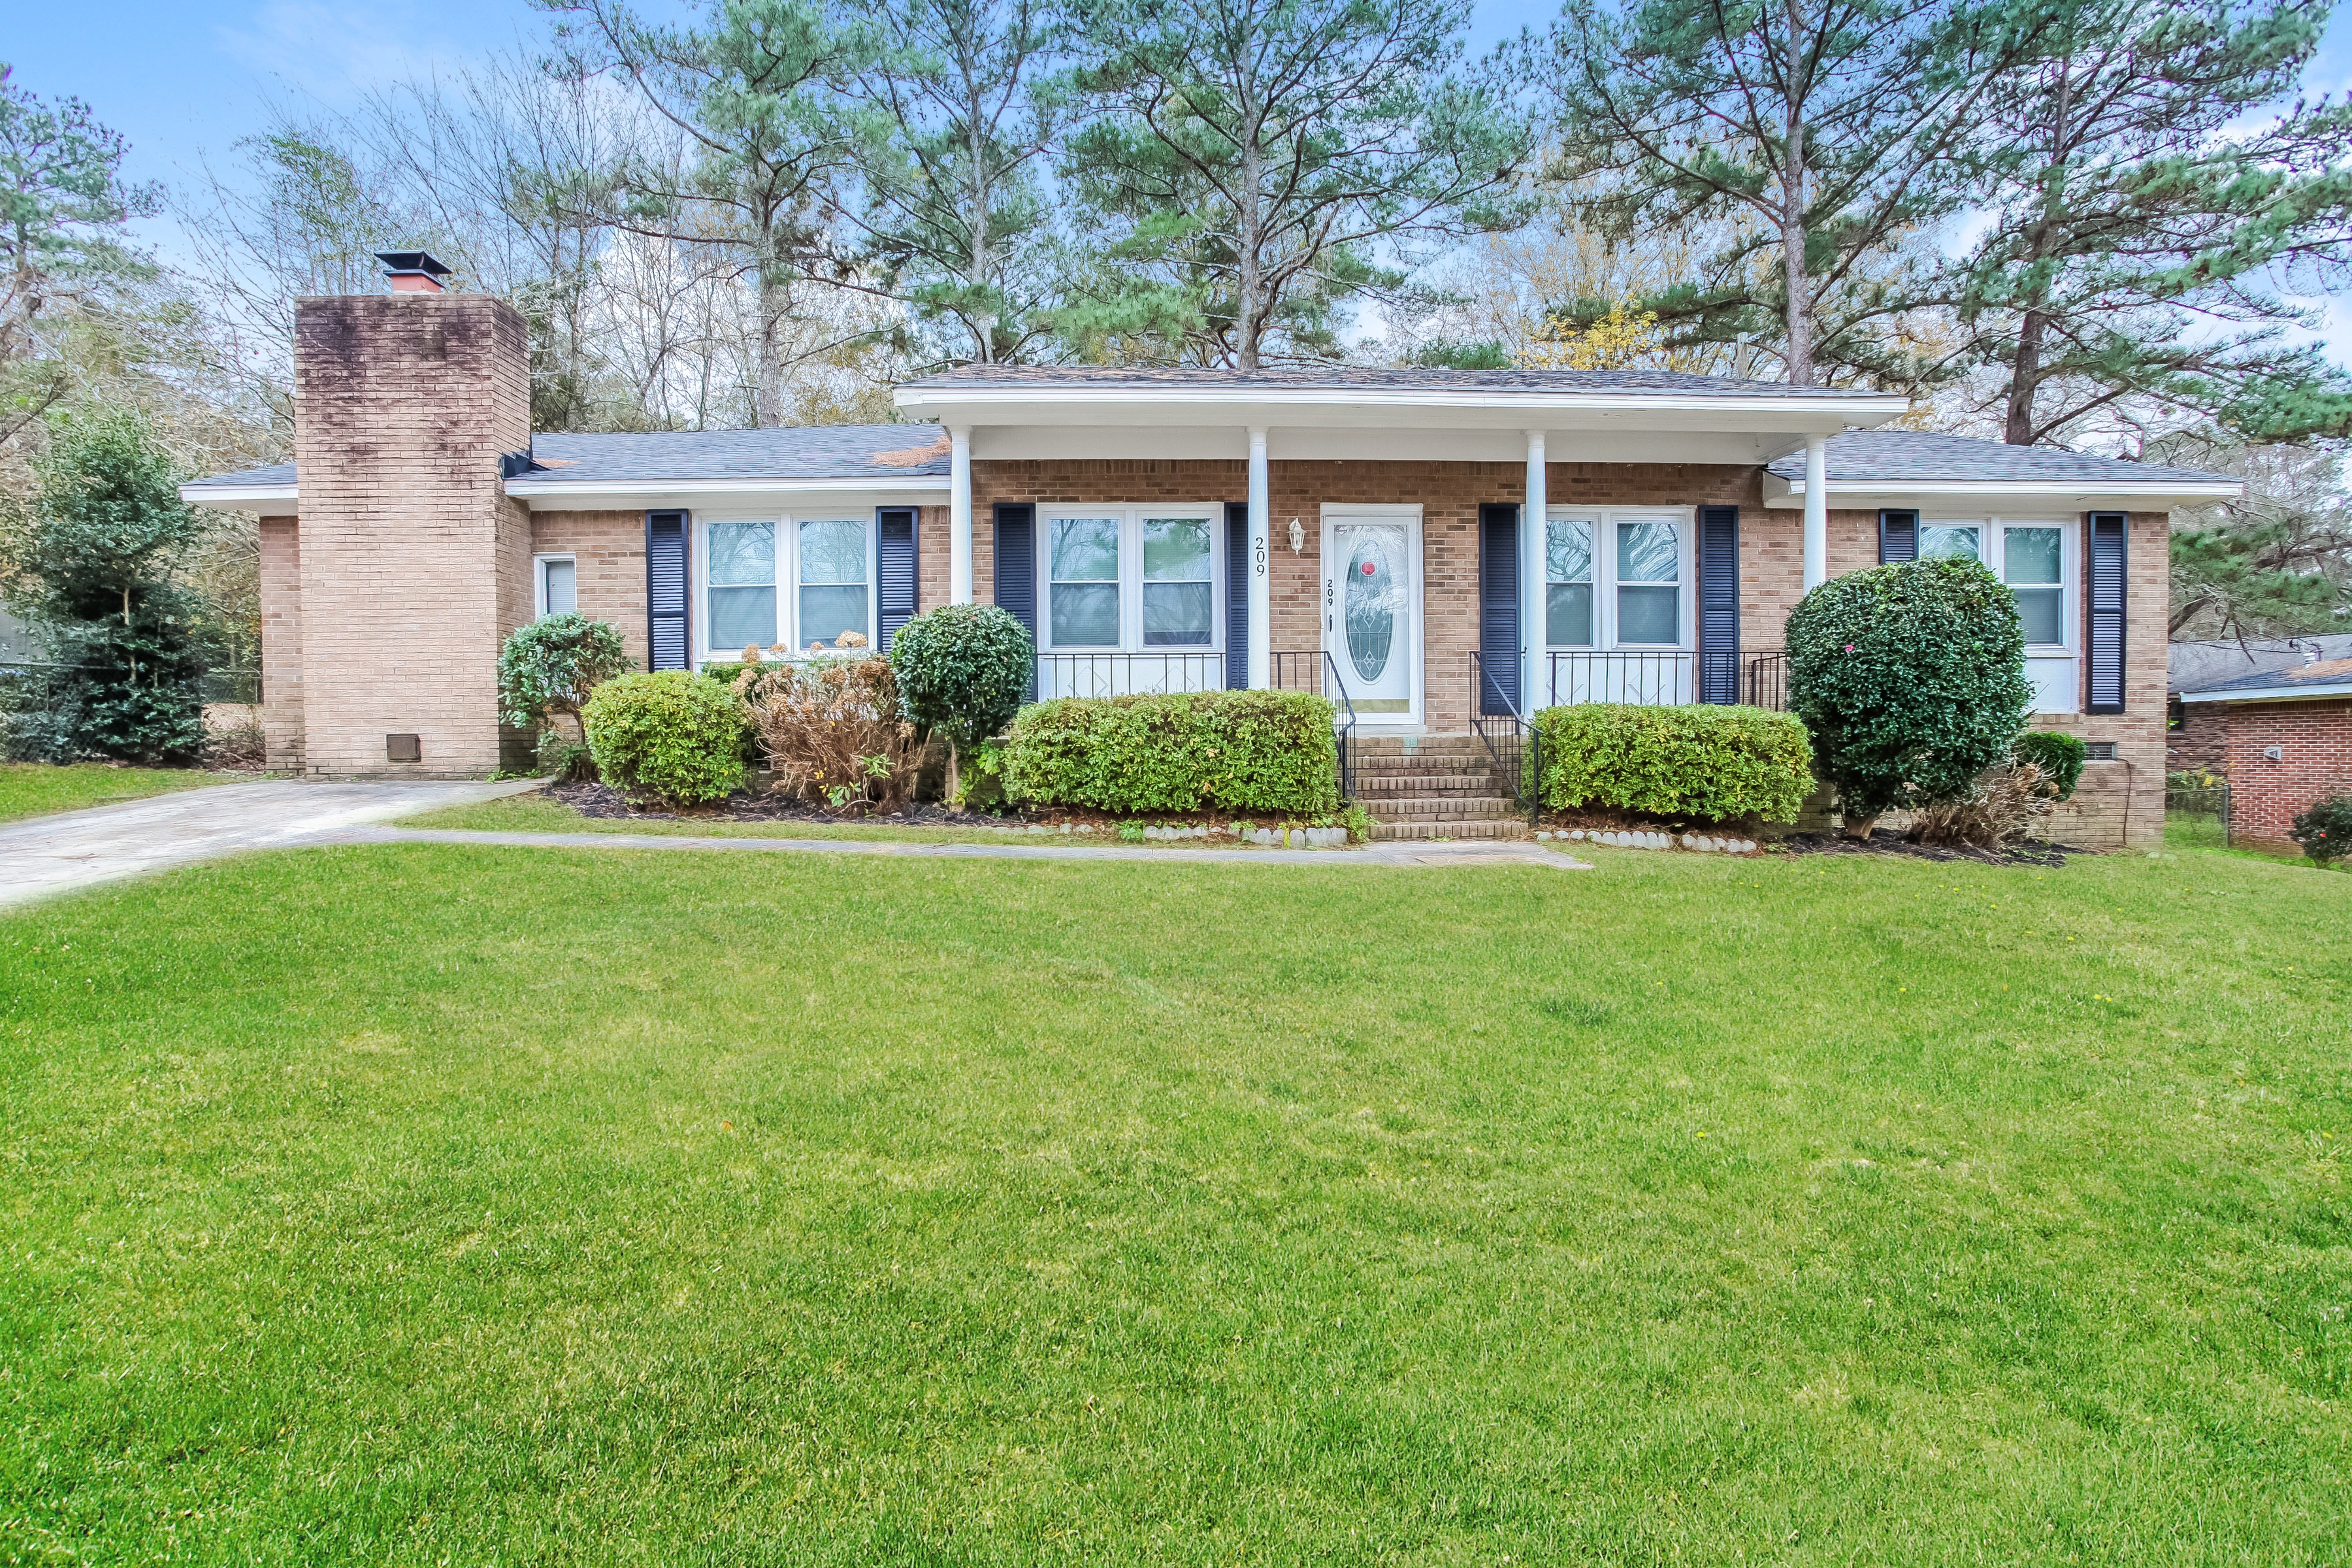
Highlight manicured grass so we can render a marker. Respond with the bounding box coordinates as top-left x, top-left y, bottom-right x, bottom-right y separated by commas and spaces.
3, 840, 2347, 1564
0, 761, 229, 824
399, 791, 1325, 847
